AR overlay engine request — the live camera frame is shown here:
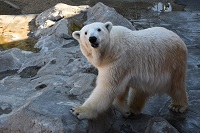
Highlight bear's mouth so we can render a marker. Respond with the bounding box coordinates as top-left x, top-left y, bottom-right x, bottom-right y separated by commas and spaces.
89, 36, 99, 48
91, 43, 99, 48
